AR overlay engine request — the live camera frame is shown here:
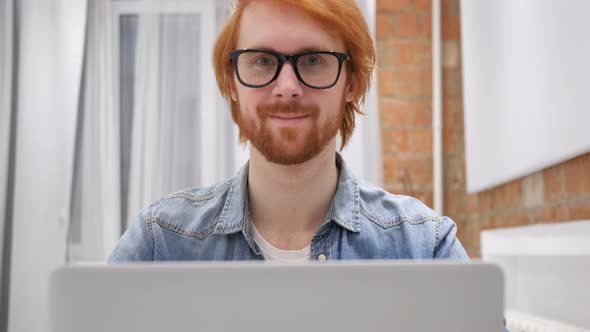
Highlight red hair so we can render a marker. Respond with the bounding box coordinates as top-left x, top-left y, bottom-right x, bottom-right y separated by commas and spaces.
213, 0, 376, 148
